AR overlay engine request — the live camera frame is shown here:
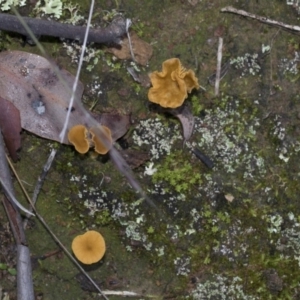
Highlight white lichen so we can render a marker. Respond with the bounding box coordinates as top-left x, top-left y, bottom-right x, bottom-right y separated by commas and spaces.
189, 275, 257, 299
132, 118, 182, 160
0, 0, 26, 11
35, 0, 63, 18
